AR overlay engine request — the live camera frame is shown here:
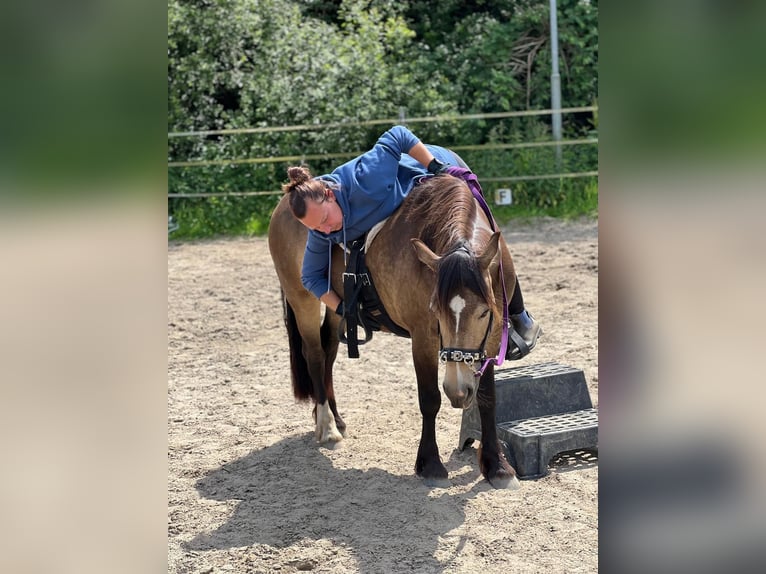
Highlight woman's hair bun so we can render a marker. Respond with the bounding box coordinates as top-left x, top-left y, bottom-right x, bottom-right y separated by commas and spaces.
282, 165, 327, 216
287, 166, 311, 187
